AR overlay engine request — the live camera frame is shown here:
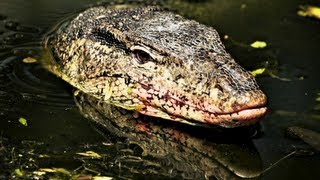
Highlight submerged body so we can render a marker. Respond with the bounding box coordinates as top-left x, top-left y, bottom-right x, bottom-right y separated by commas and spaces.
74, 91, 263, 179
45, 5, 267, 127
